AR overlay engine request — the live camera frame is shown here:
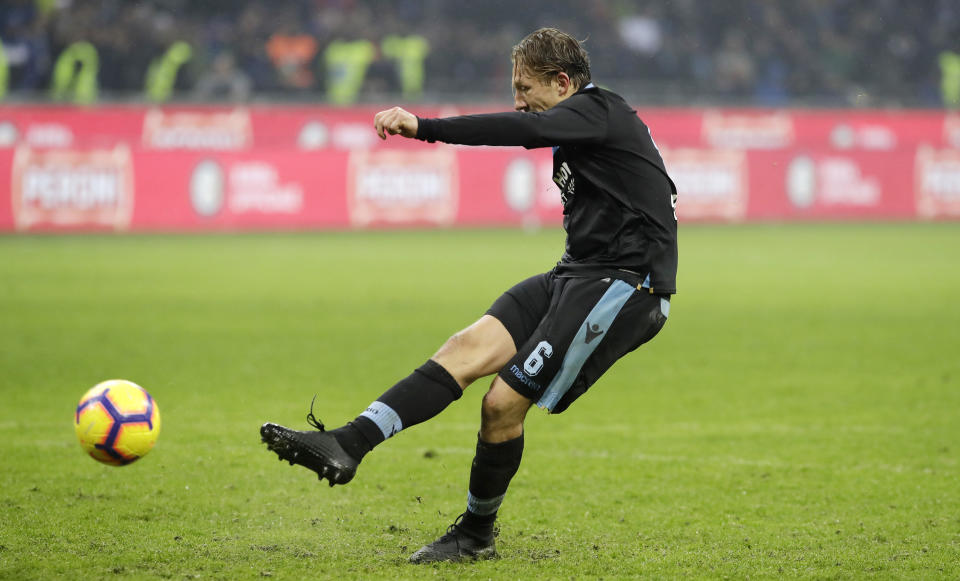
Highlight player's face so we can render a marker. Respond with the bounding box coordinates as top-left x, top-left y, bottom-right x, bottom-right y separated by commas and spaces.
512, 66, 563, 113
